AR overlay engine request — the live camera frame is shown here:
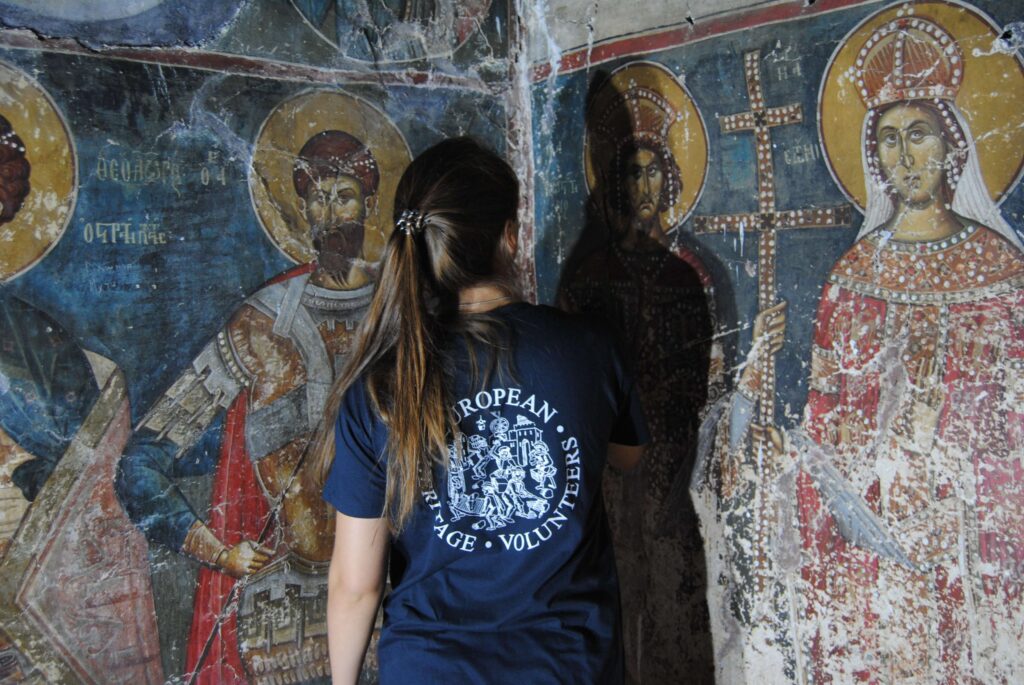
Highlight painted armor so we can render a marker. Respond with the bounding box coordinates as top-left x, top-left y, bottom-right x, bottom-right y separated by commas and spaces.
117, 267, 372, 684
